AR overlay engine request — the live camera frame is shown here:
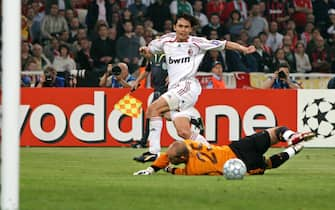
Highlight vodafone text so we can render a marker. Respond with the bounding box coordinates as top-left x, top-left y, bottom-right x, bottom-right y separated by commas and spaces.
18, 91, 277, 144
